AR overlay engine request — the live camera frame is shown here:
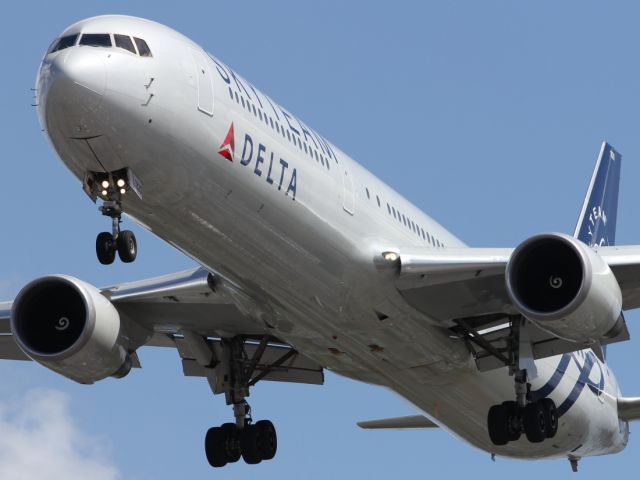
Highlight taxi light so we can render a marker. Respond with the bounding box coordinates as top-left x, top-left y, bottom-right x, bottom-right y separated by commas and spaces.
120, 188, 126, 195
101, 189, 108, 196
101, 180, 110, 189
